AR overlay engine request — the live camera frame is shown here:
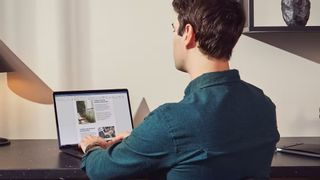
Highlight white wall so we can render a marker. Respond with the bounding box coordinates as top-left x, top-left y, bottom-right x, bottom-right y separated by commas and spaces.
0, 0, 319, 139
